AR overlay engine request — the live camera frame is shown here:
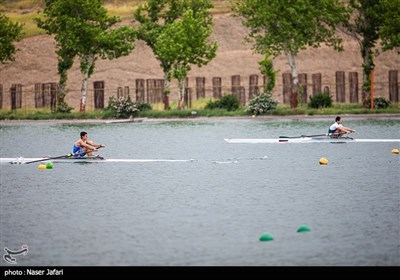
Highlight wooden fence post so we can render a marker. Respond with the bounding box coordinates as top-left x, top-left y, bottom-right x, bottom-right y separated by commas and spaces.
212, 77, 222, 99
136, 79, 145, 102
35, 83, 43, 108
117, 87, 123, 99
299, 73, 308, 104
124, 86, 130, 99
389, 70, 399, 103
249, 74, 259, 100
349, 72, 359, 103
312, 73, 322, 95
282, 73, 292, 104
0, 84, 2, 109
196, 77, 206, 99
185, 88, 192, 108
10, 84, 22, 110
336, 71, 345, 103
231, 75, 241, 94
93, 81, 105, 109
146, 79, 164, 104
